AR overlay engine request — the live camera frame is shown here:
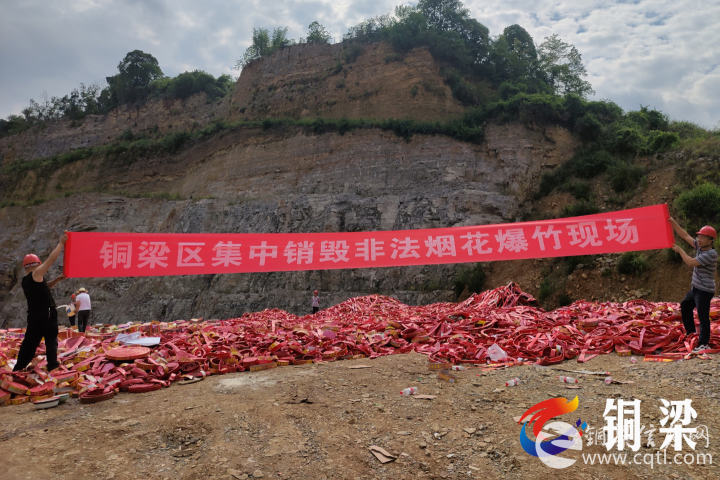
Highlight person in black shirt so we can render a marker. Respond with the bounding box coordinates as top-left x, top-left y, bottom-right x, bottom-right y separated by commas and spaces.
13, 233, 68, 372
